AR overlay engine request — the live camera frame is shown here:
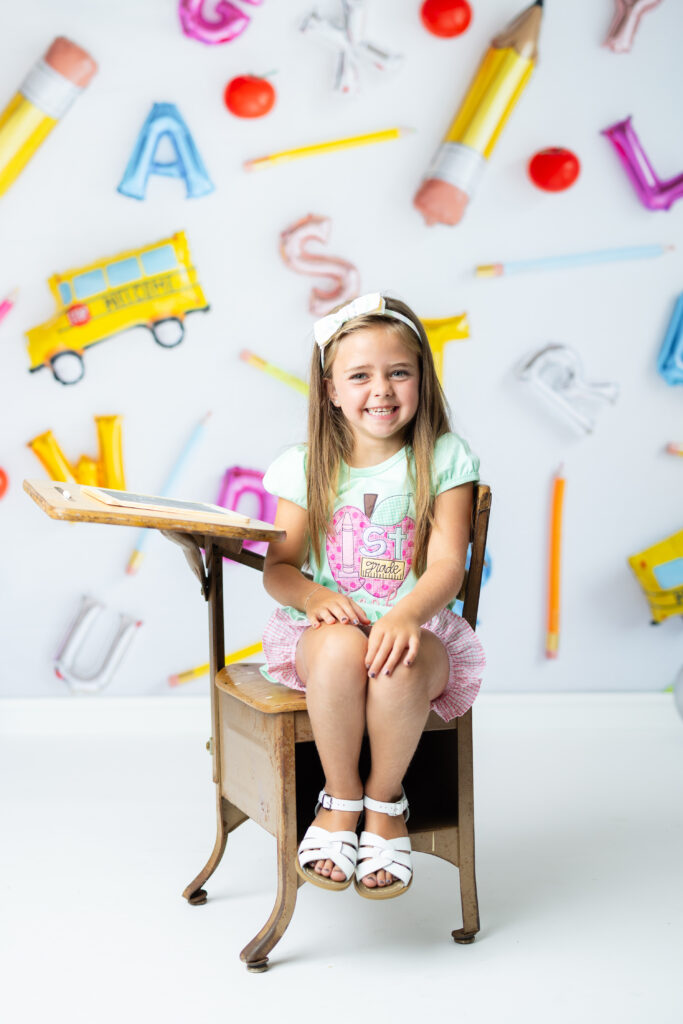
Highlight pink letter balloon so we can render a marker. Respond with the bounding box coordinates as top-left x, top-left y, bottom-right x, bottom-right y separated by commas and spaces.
178, 0, 263, 45
280, 214, 361, 316
604, 0, 663, 54
217, 467, 276, 556
602, 116, 683, 212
